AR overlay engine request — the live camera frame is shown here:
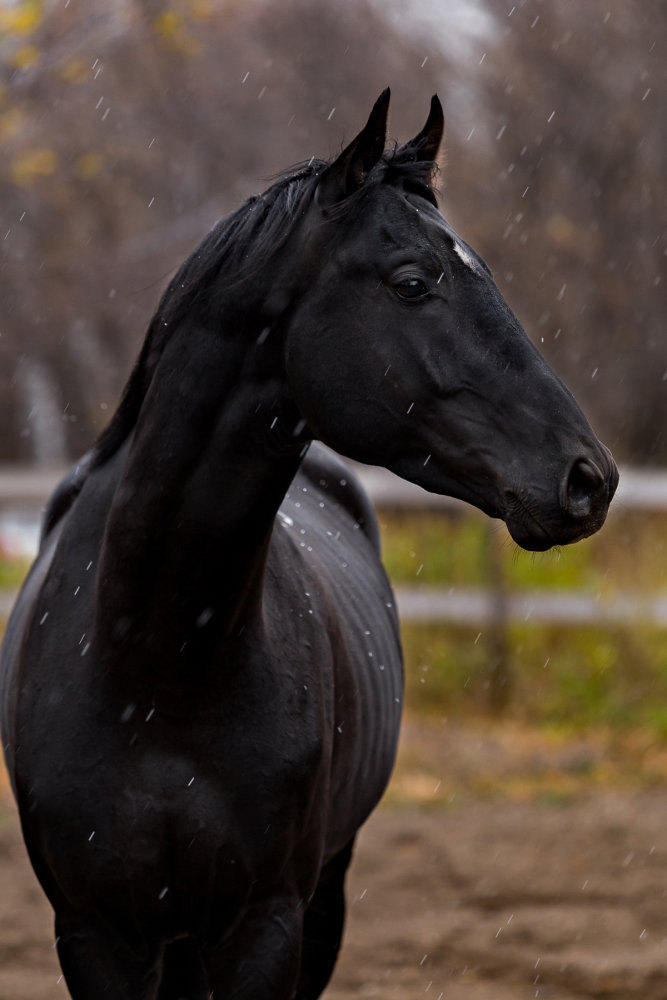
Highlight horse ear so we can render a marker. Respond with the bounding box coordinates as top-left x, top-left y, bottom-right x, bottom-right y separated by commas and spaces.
316, 88, 390, 206
401, 94, 445, 162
